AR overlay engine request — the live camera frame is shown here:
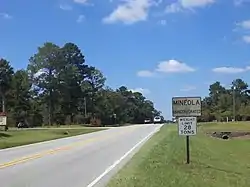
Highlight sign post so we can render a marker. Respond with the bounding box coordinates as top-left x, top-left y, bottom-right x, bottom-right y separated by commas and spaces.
172, 97, 201, 164
186, 136, 190, 164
